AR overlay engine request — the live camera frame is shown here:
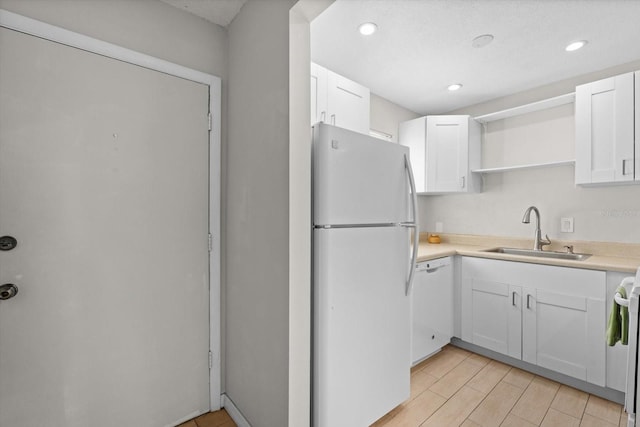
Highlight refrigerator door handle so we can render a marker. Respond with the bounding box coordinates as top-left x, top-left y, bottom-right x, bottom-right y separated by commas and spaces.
403, 154, 419, 296
404, 154, 418, 224
401, 223, 418, 296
